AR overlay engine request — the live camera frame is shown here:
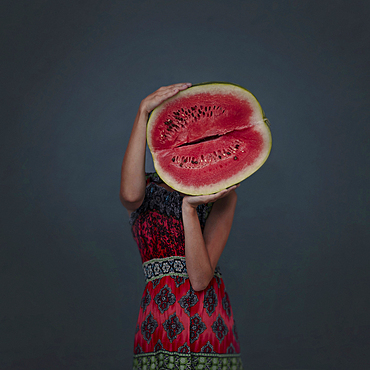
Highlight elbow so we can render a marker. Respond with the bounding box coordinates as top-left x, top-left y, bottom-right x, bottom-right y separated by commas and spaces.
120, 187, 144, 204
190, 274, 213, 292
192, 282, 209, 292
188, 263, 215, 291
119, 189, 144, 210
